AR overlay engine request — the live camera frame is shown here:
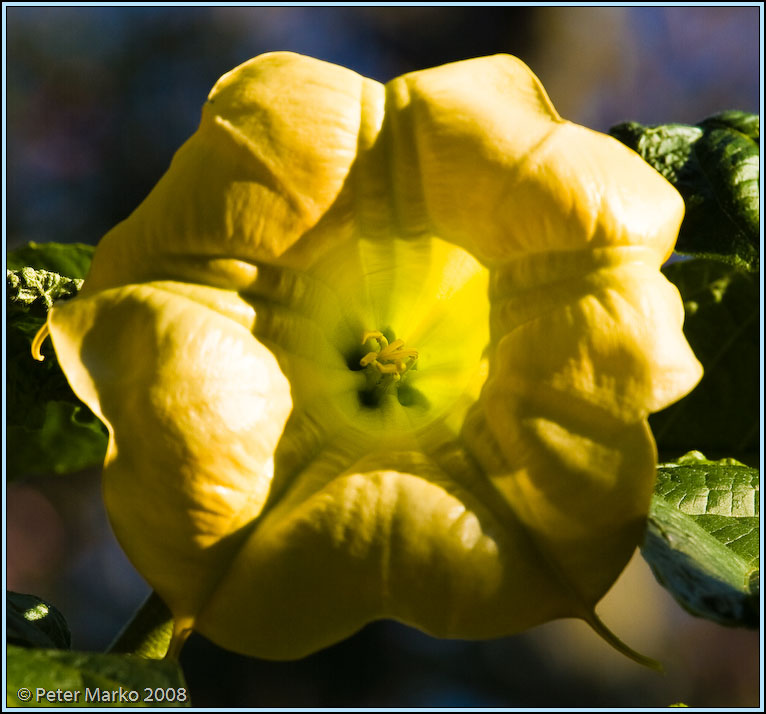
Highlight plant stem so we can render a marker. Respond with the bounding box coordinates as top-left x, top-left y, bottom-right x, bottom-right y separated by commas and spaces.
107, 590, 174, 660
